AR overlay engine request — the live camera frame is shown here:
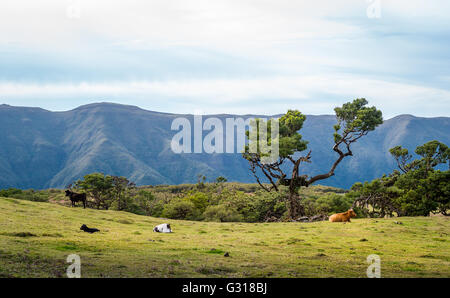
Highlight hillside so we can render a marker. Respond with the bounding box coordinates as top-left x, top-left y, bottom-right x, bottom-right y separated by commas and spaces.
0, 197, 448, 277
0, 103, 449, 189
